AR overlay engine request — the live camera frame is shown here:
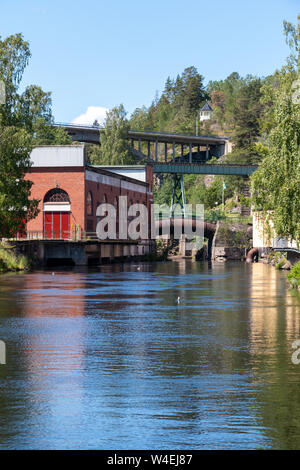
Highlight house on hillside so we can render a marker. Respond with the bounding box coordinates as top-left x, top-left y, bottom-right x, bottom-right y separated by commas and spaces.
200, 102, 213, 122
